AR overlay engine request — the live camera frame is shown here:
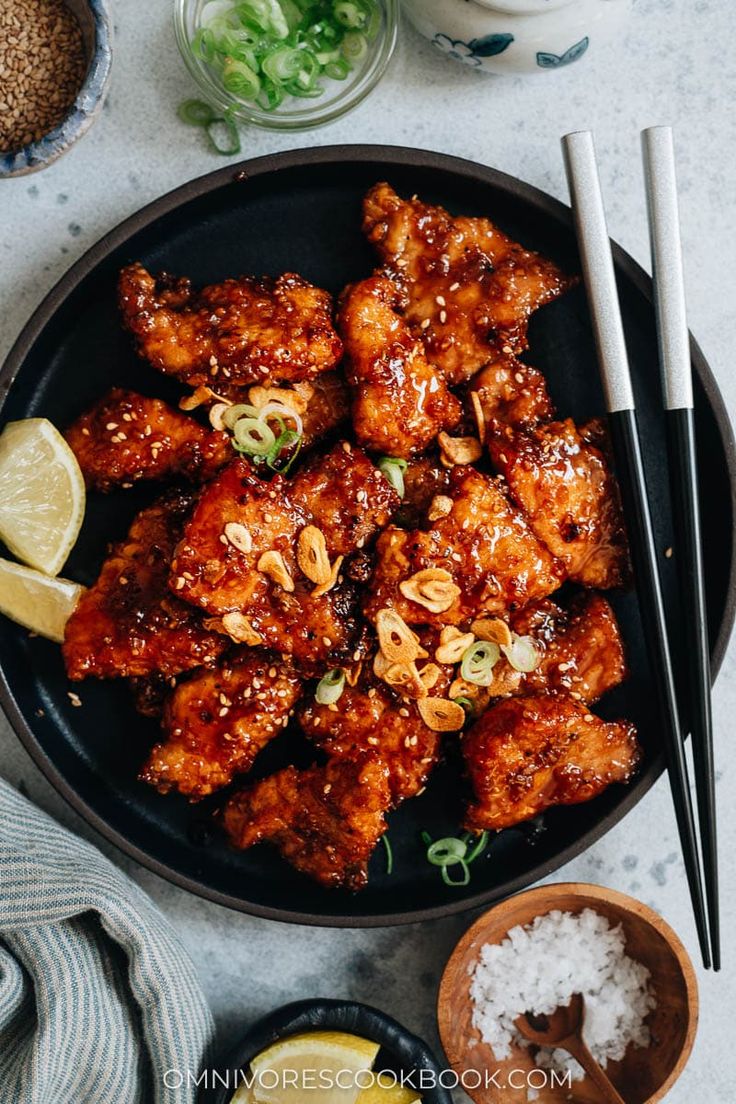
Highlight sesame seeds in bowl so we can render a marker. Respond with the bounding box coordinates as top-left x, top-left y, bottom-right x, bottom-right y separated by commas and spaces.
0, 0, 112, 178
